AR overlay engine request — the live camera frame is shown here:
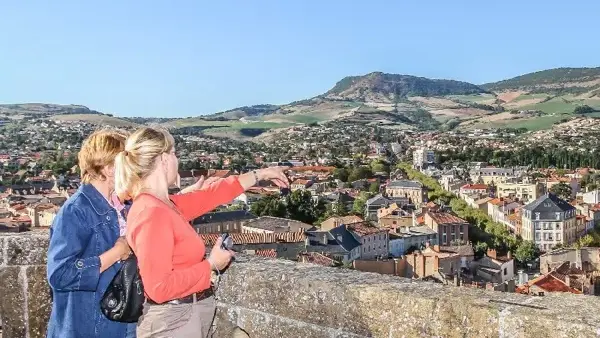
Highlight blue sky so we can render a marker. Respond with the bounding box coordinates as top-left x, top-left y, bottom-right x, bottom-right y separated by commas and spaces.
1, 1, 599, 117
